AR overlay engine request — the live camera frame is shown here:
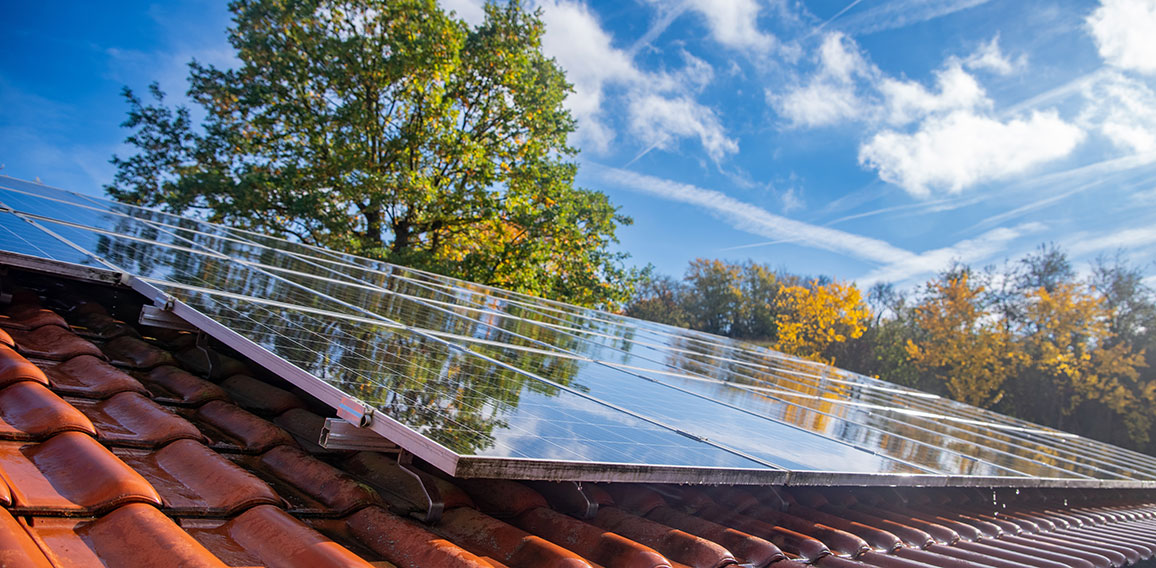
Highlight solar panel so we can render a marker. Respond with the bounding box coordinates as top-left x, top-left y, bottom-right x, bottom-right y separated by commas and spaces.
4, 174, 1156, 487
